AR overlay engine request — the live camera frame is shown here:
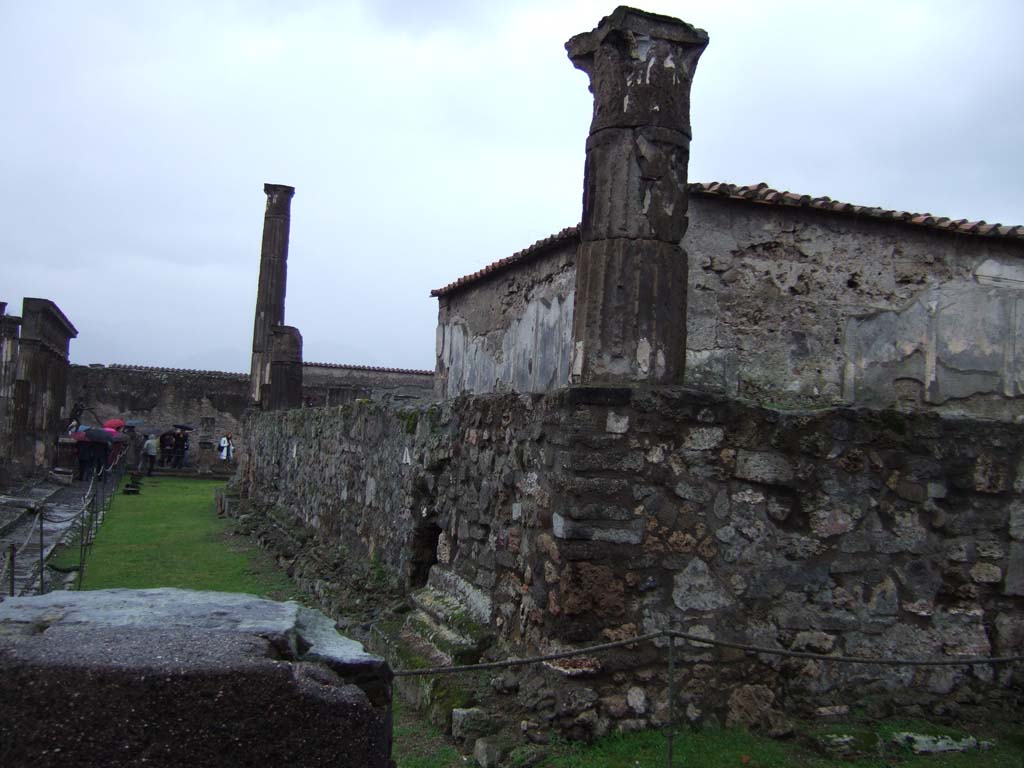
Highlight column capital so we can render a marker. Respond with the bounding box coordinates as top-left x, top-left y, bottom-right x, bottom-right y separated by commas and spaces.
263, 183, 295, 216
566, 6, 708, 136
